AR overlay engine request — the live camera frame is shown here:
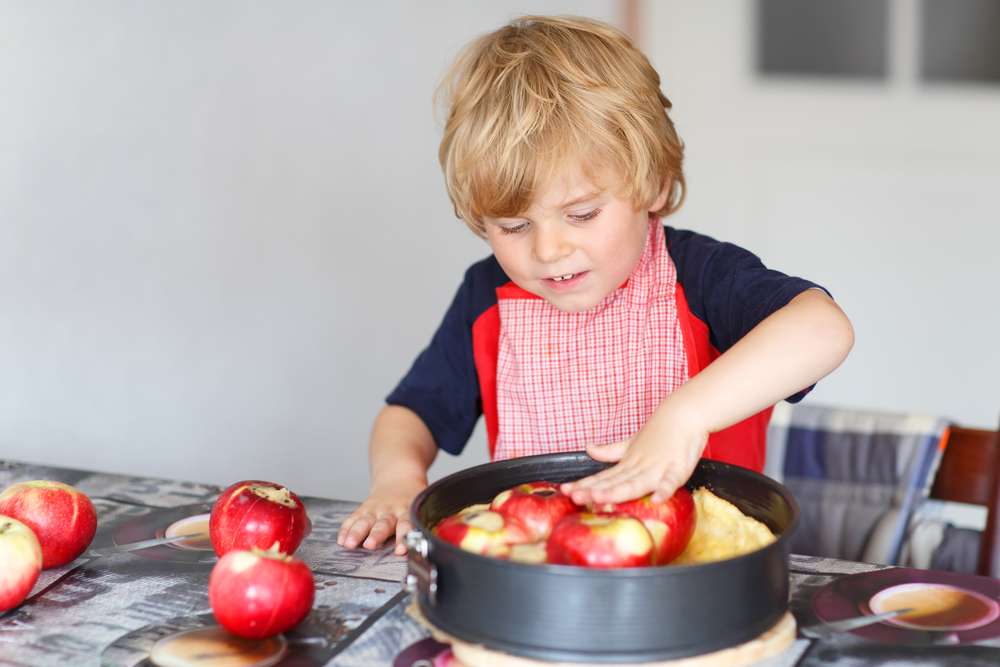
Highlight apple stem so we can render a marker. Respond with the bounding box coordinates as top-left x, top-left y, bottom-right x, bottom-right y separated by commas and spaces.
250, 544, 292, 561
